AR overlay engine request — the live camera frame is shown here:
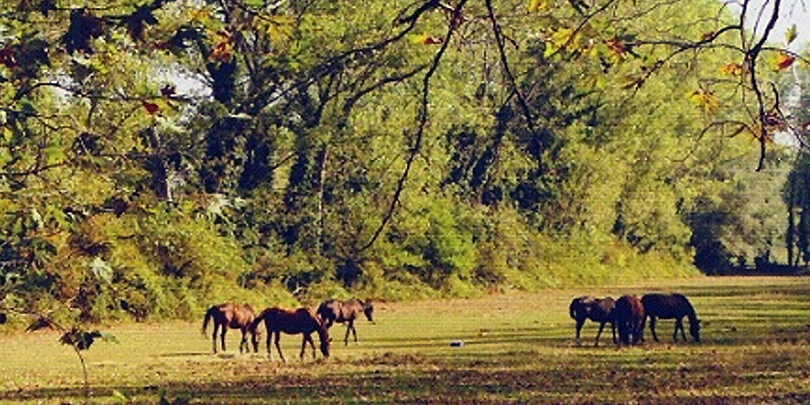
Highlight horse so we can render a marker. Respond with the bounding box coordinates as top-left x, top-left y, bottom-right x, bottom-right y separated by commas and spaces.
316, 298, 374, 346
251, 307, 331, 362
201, 302, 260, 354
614, 295, 645, 345
569, 295, 616, 346
641, 293, 701, 343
